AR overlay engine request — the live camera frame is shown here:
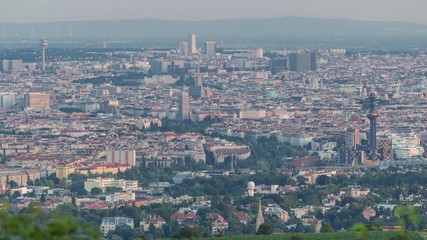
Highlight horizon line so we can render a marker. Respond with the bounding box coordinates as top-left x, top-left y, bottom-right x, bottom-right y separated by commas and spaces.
0, 16, 425, 26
